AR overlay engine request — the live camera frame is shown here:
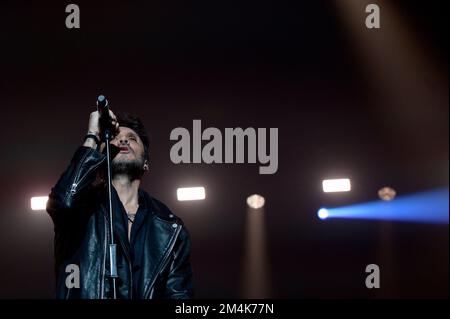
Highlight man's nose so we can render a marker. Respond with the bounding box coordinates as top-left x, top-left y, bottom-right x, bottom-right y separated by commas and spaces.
119, 138, 129, 145
115, 136, 129, 145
